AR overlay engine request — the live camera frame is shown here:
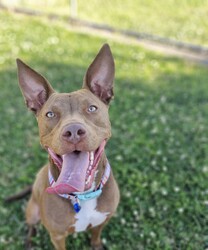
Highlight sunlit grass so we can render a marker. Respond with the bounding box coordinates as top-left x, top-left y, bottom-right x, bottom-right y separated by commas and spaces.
2, 0, 208, 45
